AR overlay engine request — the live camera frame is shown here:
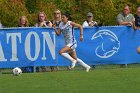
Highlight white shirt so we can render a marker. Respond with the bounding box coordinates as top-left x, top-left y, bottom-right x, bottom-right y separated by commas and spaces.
82, 21, 97, 27
59, 21, 76, 45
